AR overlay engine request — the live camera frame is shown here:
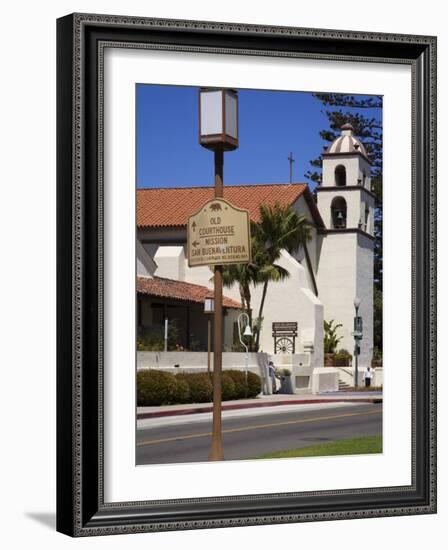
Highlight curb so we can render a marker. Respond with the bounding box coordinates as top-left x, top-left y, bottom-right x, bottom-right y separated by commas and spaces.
137, 397, 382, 420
